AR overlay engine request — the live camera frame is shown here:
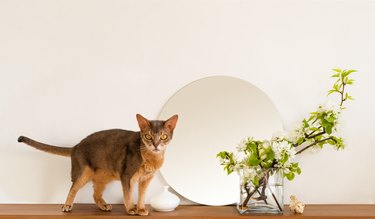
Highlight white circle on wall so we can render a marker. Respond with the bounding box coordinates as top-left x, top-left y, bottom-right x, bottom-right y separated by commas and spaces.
158, 76, 283, 206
